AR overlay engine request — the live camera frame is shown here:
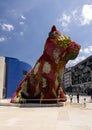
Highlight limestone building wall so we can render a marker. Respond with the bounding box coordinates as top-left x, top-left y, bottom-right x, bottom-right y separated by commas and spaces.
0, 56, 6, 98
